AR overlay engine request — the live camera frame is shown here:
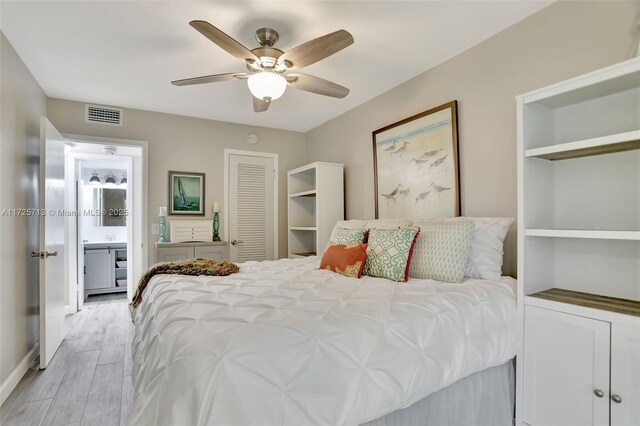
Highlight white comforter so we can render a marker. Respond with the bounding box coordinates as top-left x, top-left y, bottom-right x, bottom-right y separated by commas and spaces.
130, 256, 517, 426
